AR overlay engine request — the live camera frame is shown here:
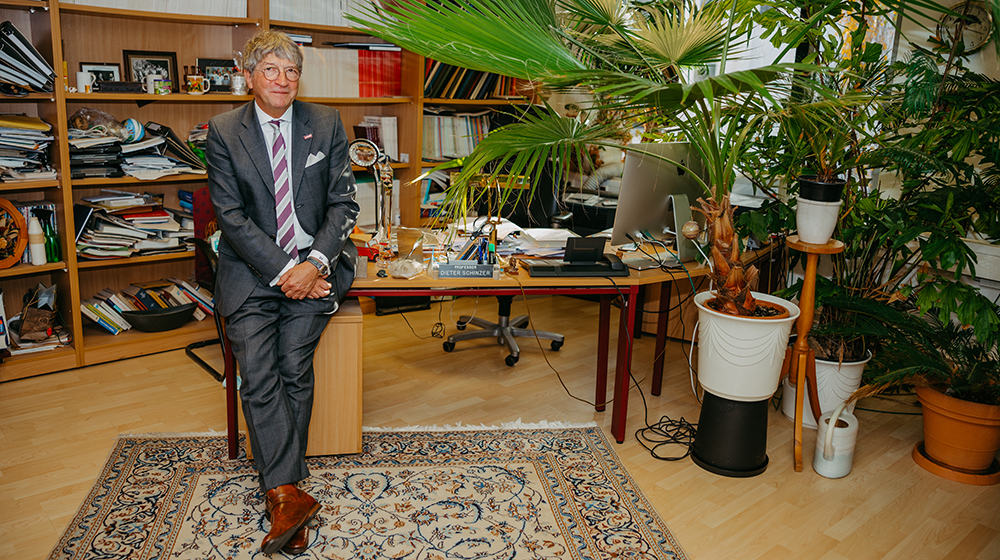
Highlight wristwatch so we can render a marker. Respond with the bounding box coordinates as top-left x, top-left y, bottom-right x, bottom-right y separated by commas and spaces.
305, 256, 330, 276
